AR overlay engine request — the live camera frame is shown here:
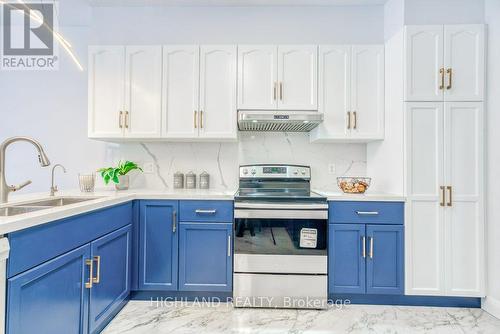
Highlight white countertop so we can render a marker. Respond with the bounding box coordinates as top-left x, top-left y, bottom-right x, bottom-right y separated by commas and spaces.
314, 190, 406, 202
0, 189, 236, 235
0, 188, 405, 235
